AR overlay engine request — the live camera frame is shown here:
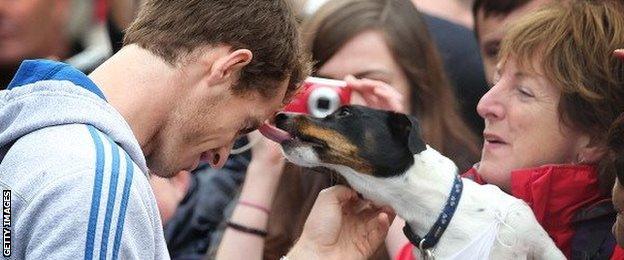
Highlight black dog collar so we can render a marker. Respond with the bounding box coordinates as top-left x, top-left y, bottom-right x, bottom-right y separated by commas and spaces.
403, 174, 463, 254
